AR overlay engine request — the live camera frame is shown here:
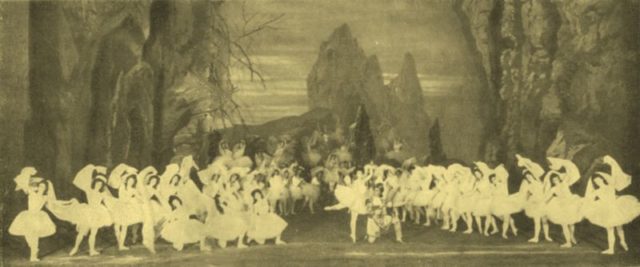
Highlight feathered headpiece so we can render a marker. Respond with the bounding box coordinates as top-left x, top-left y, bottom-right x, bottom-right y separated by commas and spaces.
14, 167, 38, 193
